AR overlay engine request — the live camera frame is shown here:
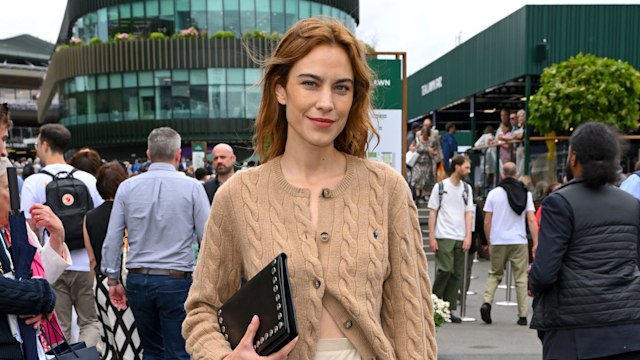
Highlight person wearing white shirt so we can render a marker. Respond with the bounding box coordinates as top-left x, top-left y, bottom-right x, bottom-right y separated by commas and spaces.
428, 155, 474, 323
620, 160, 640, 201
20, 124, 102, 347
474, 125, 497, 188
513, 110, 527, 176
480, 162, 538, 326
